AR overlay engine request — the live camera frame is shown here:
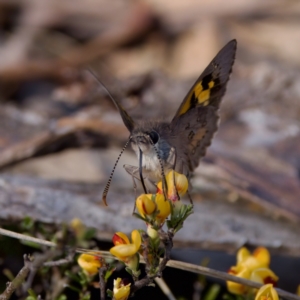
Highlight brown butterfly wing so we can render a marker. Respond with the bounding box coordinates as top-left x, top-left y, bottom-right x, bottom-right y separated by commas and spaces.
169, 40, 237, 172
